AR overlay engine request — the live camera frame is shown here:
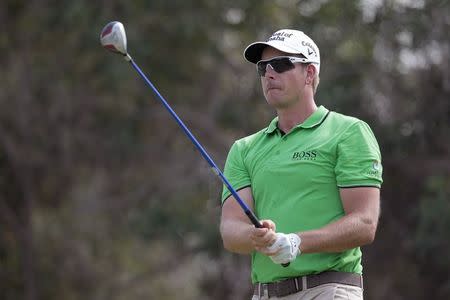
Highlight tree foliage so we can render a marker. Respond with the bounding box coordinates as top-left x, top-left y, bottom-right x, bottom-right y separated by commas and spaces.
0, 0, 449, 299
